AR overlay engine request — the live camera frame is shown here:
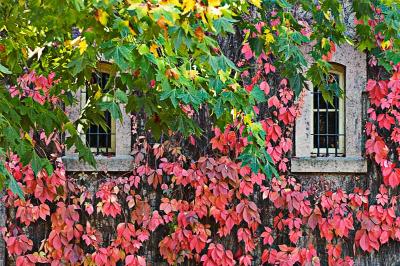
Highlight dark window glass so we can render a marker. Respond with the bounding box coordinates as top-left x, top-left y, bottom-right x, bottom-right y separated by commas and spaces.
85, 72, 114, 155
312, 72, 344, 156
